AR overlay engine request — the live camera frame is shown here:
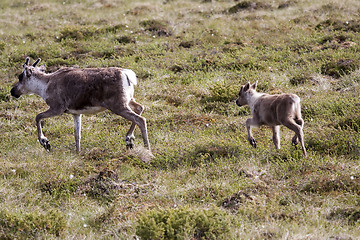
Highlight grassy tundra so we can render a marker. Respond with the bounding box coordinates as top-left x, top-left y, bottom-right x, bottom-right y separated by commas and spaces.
0, 0, 360, 239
